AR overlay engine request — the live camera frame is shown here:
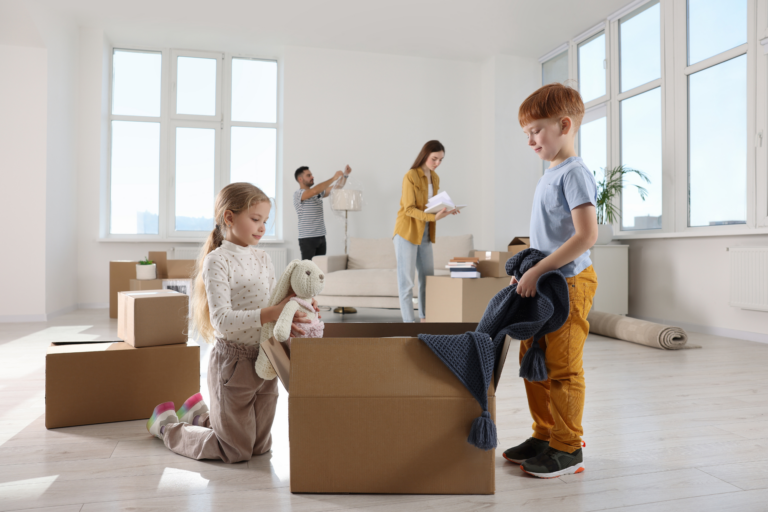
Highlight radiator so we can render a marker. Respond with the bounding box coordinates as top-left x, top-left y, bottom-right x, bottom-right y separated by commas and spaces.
728, 247, 768, 312
173, 246, 288, 276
